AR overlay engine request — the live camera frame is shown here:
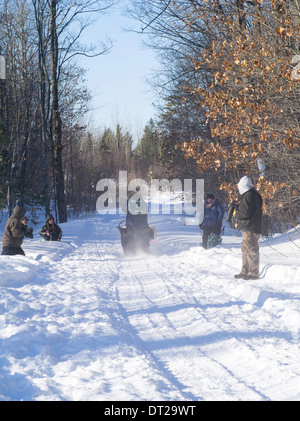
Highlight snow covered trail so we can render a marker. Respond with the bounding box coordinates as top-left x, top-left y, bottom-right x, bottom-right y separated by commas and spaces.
0, 213, 300, 401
